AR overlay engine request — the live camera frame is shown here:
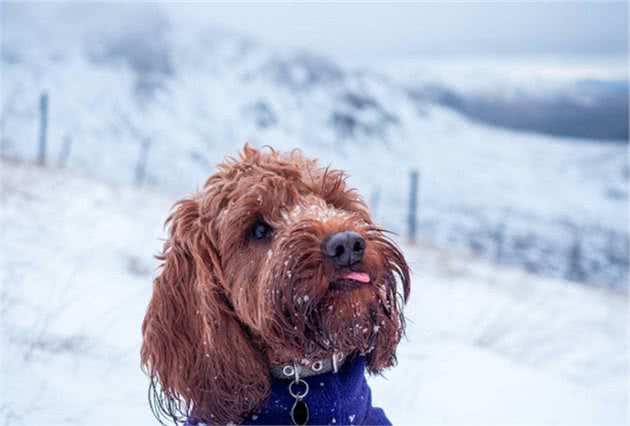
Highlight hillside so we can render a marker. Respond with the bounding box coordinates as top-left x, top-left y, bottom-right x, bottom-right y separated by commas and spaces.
1, 3, 628, 288
1, 159, 627, 425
